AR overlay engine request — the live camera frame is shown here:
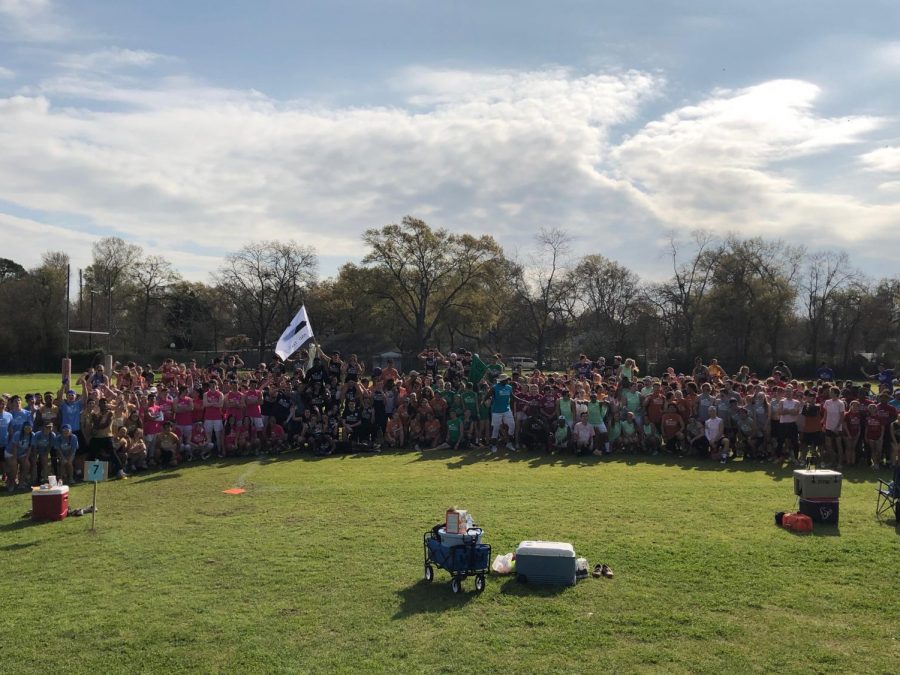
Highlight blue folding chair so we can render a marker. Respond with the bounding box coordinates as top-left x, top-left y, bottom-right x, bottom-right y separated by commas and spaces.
875, 466, 900, 522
